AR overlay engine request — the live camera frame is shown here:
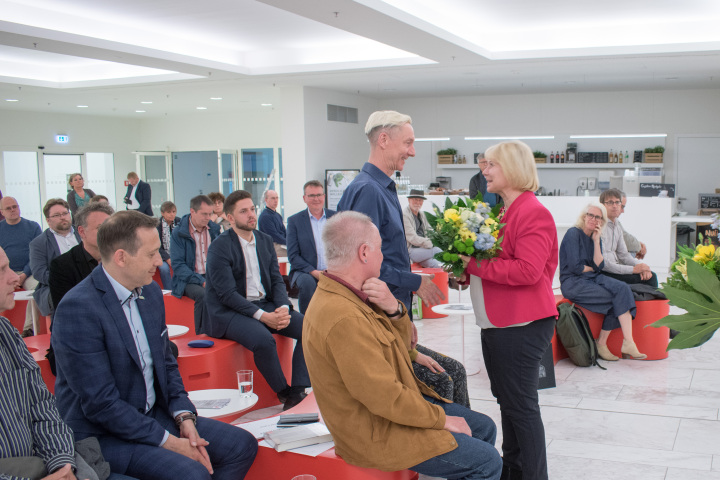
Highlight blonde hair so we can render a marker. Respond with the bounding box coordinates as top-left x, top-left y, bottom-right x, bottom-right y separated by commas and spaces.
484, 141, 539, 192
365, 111, 412, 145
575, 202, 608, 230
68, 173, 82, 187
